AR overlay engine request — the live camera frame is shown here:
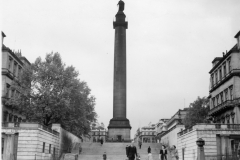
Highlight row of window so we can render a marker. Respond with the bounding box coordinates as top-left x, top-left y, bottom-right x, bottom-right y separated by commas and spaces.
211, 58, 231, 88
211, 86, 233, 108
141, 132, 154, 135
42, 142, 56, 155
8, 56, 22, 78
3, 111, 23, 123
92, 132, 106, 135
6, 84, 20, 99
